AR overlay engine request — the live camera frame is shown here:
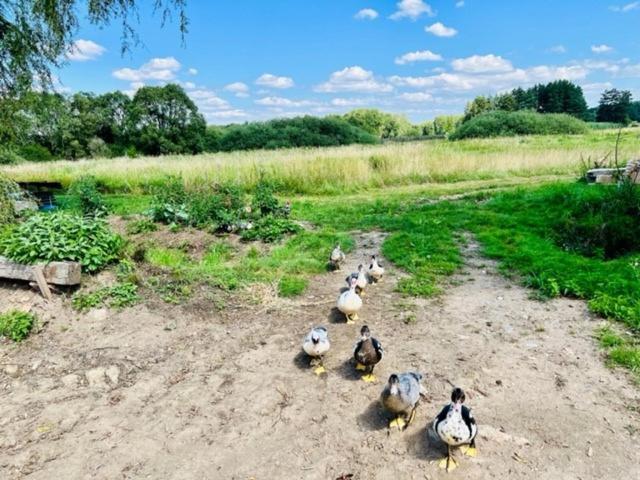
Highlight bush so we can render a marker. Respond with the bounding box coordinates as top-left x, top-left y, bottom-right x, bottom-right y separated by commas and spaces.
0, 148, 24, 165
0, 175, 20, 225
553, 182, 640, 259
251, 179, 280, 217
88, 137, 111, 158
18, 144, 53, 162
68, 175, 108, 216
241, 216, 301, 242
149, 176, 189, 224
0, 310, 36, 342
450, 111, 589, 140
0, 212, 122, 272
